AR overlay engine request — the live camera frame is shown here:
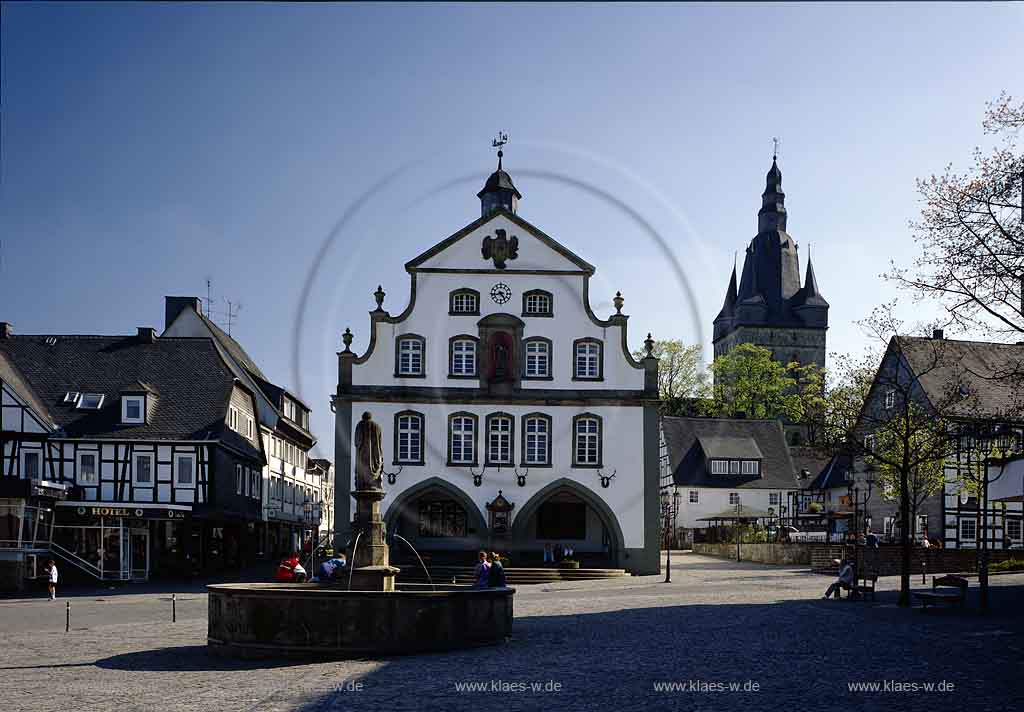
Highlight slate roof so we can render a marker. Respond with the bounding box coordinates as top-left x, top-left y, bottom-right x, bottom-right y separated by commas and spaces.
896, 336, 1024, 420
662, 417, 798, 490
0, 351, 55, 428
0, 334, 254, 451
788, 446, 841, 491
199, 313, 267, 381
